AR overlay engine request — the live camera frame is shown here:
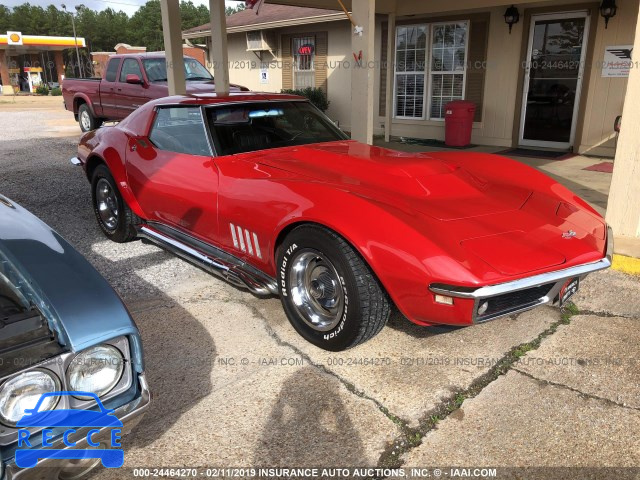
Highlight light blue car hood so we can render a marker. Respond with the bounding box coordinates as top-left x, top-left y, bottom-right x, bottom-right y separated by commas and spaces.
0, 195, 143, 372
